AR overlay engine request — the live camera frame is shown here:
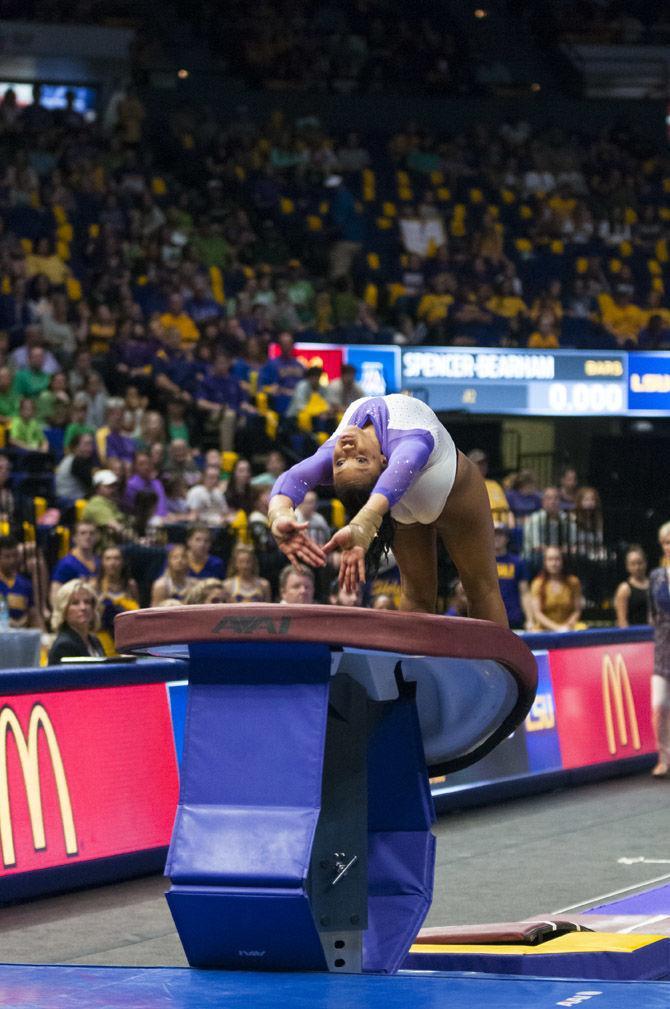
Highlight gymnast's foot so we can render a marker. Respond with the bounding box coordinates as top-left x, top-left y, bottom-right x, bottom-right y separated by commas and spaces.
651, 761, 669, 778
